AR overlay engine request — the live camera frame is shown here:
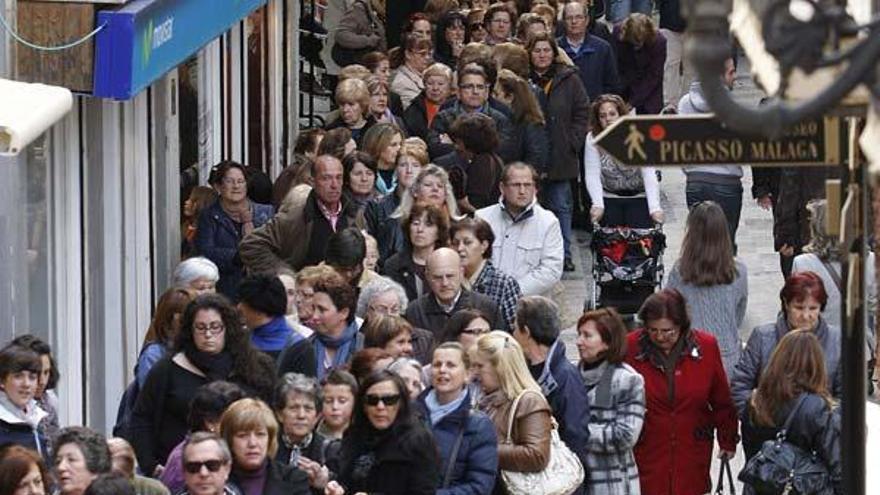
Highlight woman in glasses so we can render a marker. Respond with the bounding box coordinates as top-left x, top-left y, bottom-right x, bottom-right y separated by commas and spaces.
624, 289, 738, 495
472, 331, 553, 495
391, 33, 434, 111
484, 3, 514, 45
466, 9, 488, 44
416, 342, 499, 494
196, 161, 274, 301
220, 398, 311, 495
129, 295, 276, 478
325, 370, 439, 495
